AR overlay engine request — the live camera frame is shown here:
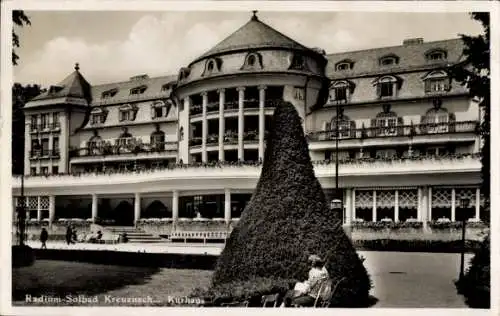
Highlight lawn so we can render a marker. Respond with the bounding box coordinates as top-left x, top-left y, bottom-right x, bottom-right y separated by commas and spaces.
12, 251, 473, 307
